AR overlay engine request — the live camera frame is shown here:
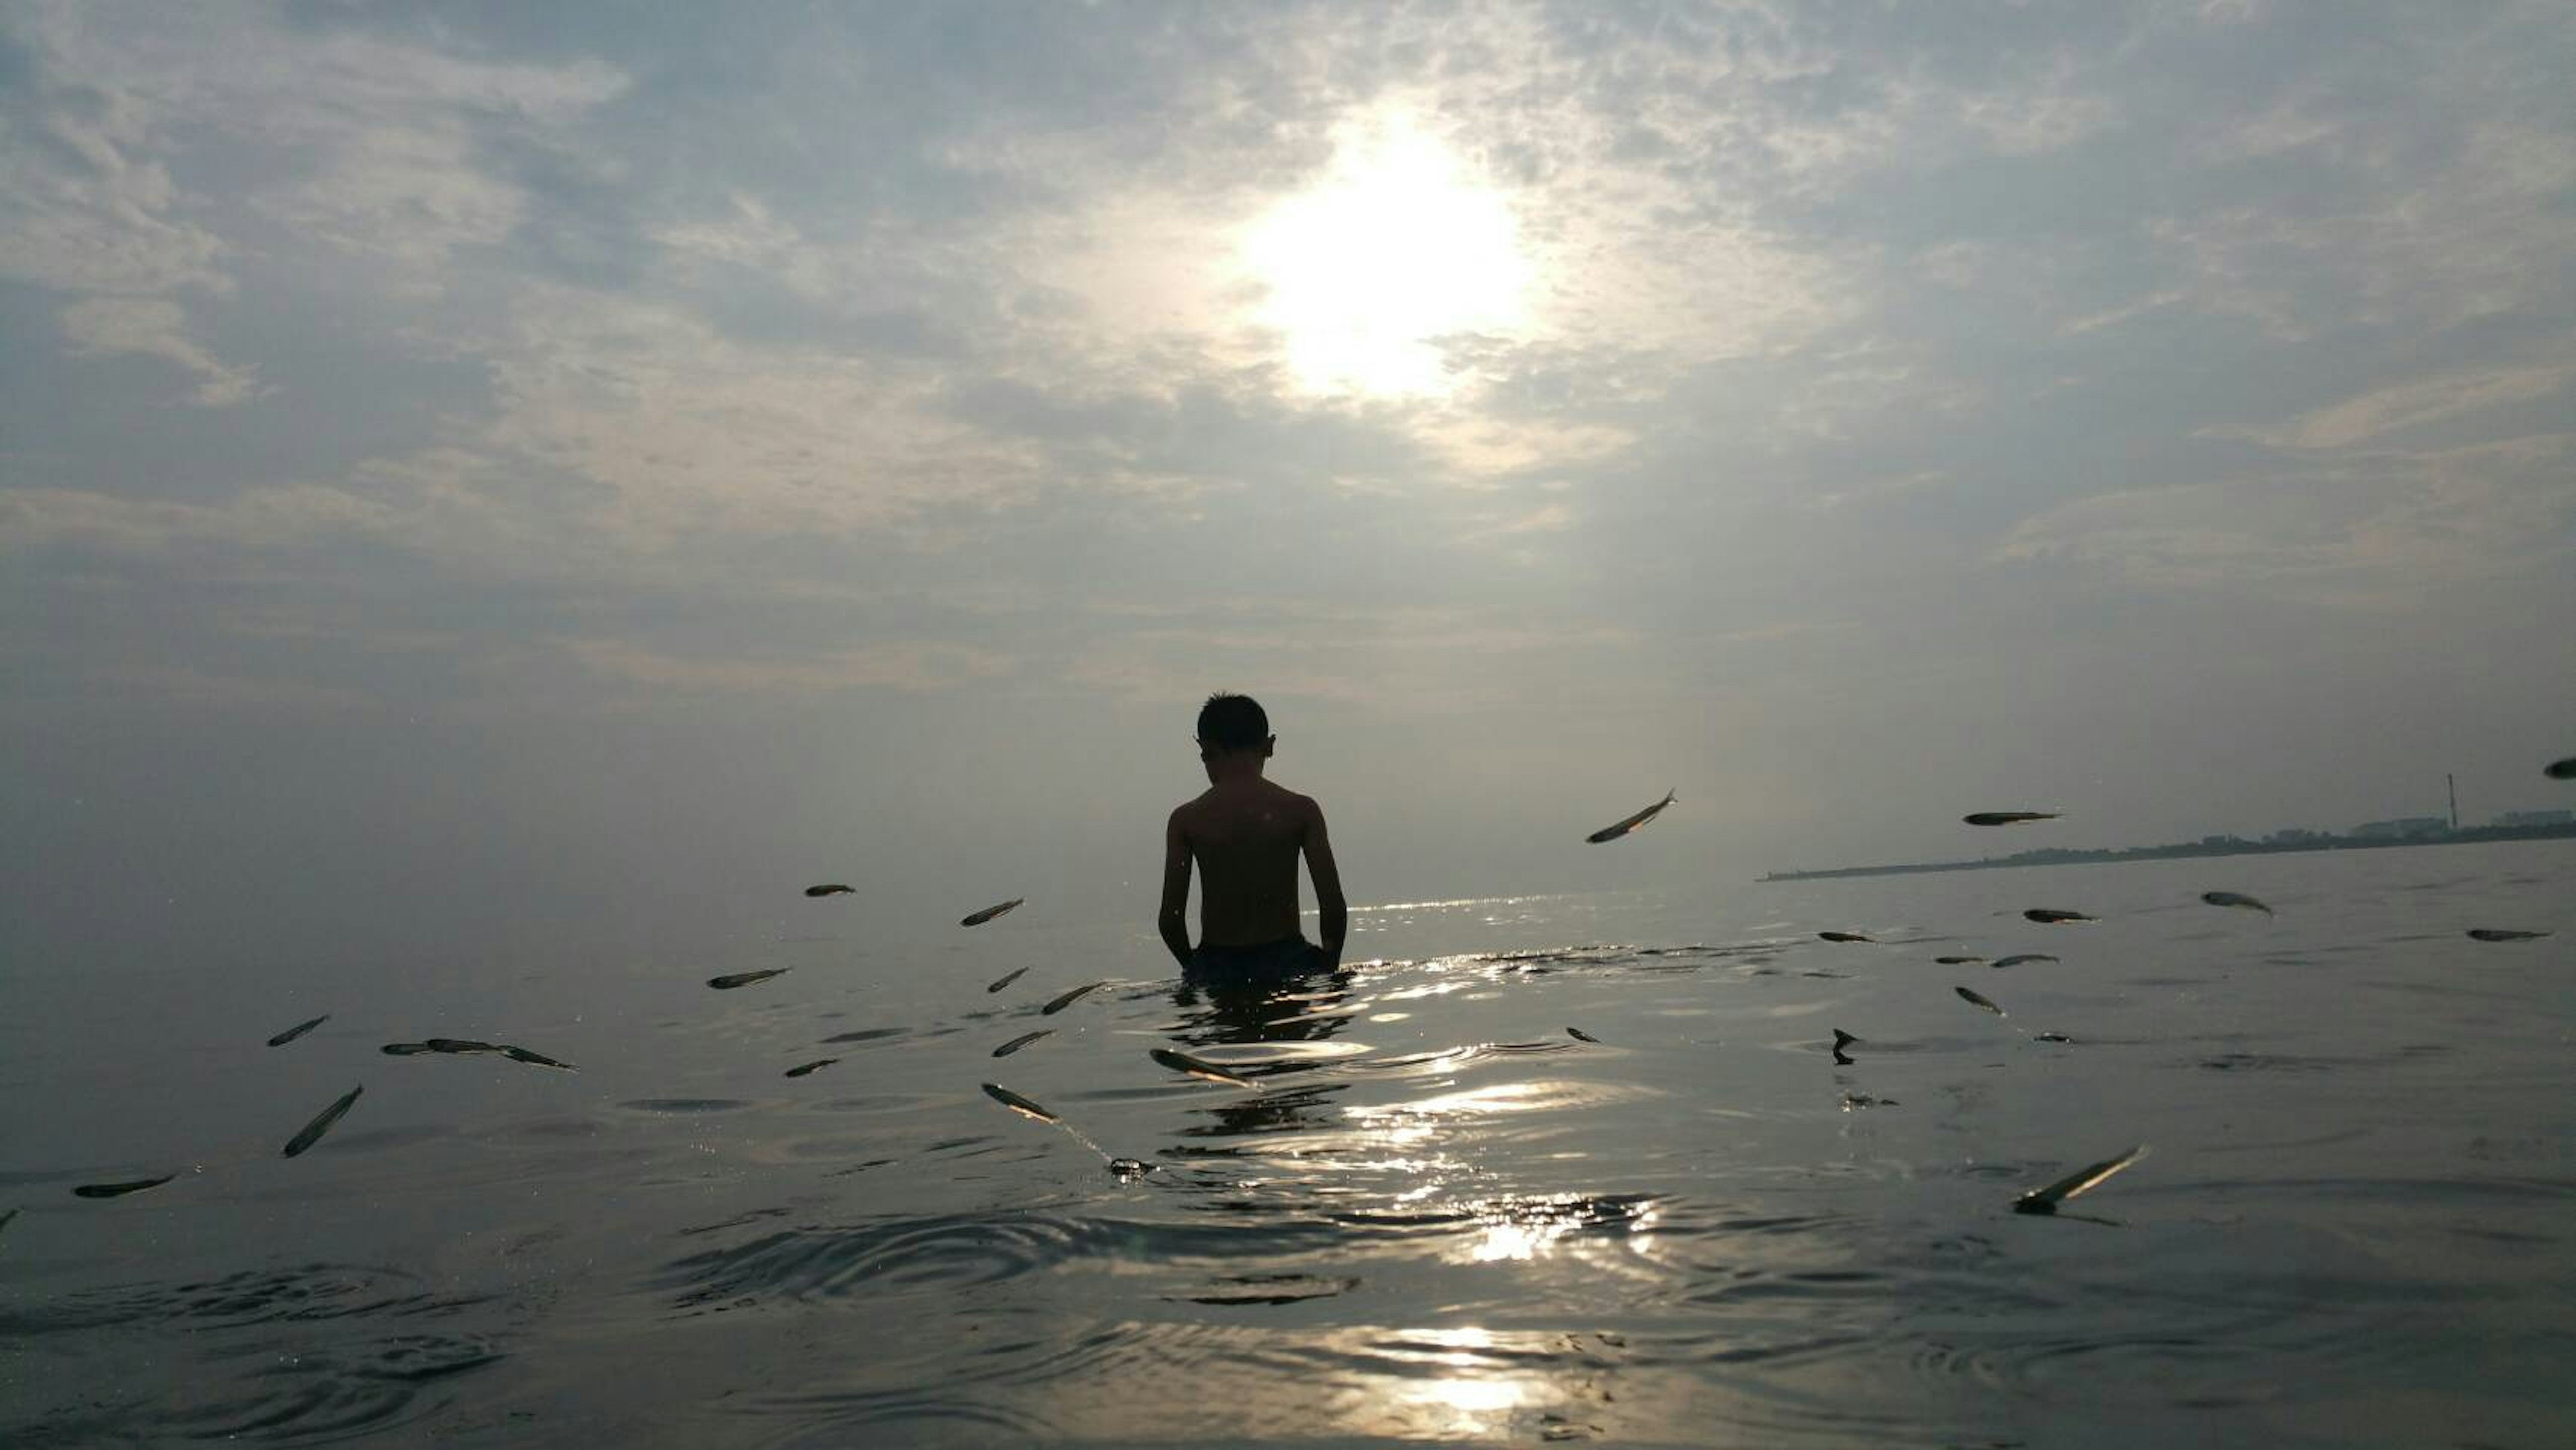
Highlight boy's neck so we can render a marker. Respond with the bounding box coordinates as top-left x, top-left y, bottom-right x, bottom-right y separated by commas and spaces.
1205, 754, 1267, 784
